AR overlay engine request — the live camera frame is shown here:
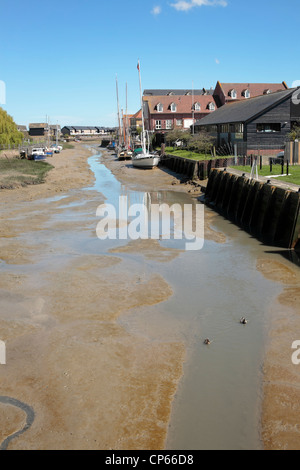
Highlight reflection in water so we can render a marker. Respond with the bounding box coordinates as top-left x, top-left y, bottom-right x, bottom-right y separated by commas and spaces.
87, 153, 290, 450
